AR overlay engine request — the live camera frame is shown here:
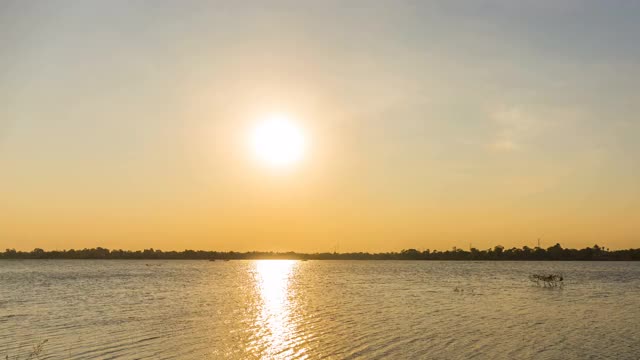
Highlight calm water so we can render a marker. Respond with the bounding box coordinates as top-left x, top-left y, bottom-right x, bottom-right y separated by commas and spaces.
1, 260, 639, 359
